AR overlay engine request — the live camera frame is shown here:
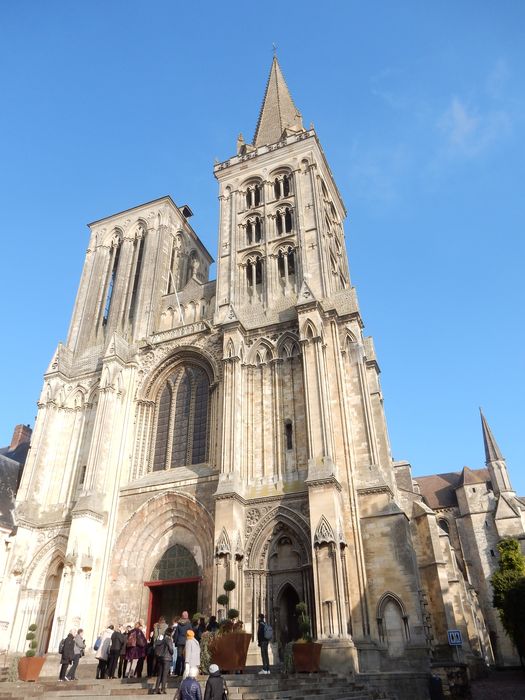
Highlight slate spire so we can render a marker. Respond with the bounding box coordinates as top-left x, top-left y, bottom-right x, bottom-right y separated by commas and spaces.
480, 409, 504, 464
253, 56, 304, 147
